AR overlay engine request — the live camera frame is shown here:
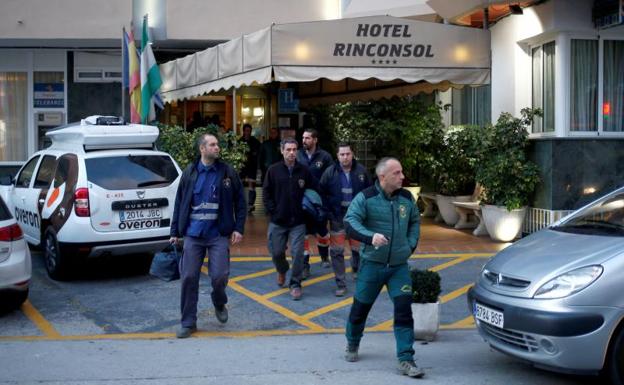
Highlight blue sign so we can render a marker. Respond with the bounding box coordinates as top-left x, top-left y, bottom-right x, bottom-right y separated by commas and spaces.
34, 83, 64, 108
278, 88, 299, 114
